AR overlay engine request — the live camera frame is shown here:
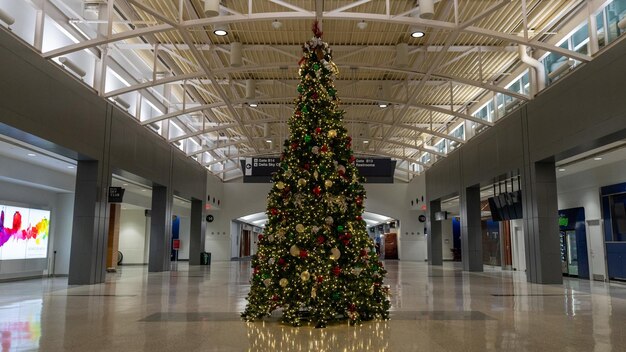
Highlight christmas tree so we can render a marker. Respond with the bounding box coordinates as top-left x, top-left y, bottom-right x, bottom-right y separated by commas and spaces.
241, 22, 390, 328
